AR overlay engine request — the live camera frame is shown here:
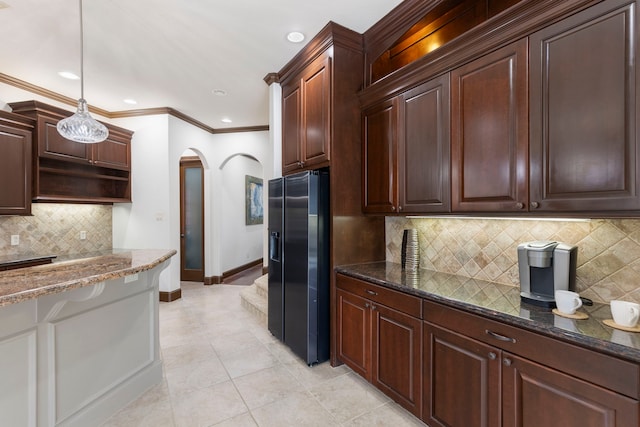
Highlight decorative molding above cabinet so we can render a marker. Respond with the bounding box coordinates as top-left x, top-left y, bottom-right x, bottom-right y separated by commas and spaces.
9, 100, 133, 204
